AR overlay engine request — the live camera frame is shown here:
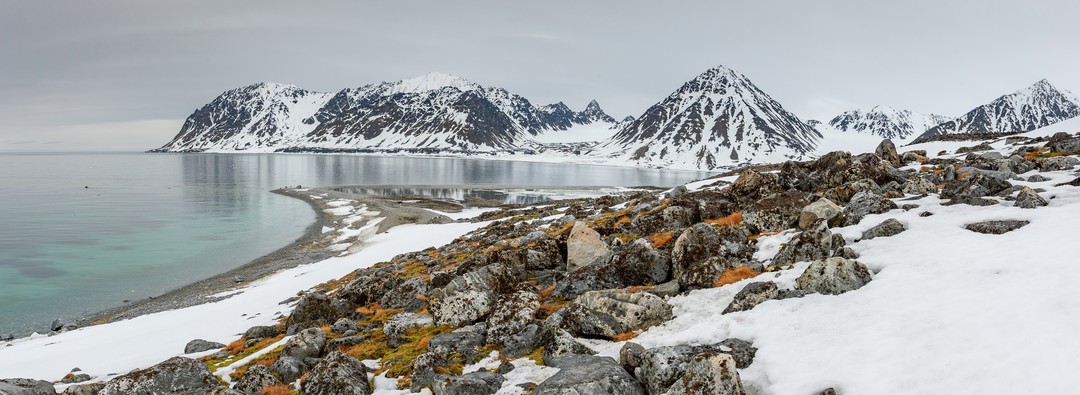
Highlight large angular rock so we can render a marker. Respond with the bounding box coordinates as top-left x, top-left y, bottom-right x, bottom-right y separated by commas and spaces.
428, 331, 485, 361
244, 325, 280, 340
1014, 186, 1049, 208
379, 277, 430, 312
300, 351, 372, 395
842, 191, 897, 226
0, 378, 55, 395
270, 356, 307, 384
383, 313, 434, 345
430, 265, 515, 327
743, 191, 810, 232
432, 371, 505, 395
184, 339, 225, 354
339, 274, 402, 307
485, 290, 541, 356
566, 222, 612, 272
965, 220, 1030, 234
533, 355, 645, 395
564, 289, 672, 339
286, 292, 353, 335
666, 352, 746, 395
798, 198, 842, 230
722, 282, 780, 314
100, 356, 221, 395
234, 364, 282, 395
1038, 156, 1080, 171
1047, 132, 1080, 153
61, 383, 105, 395
771, 220, 844, 267
553, 238, 671, 298
861, 218, 906, 240
875, 139, 902, 166
541, 328, 596, 365
282, 327, 327, 360
672, 224, 732, 290
796, 257, 872, 295
903, 177, 937, 196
